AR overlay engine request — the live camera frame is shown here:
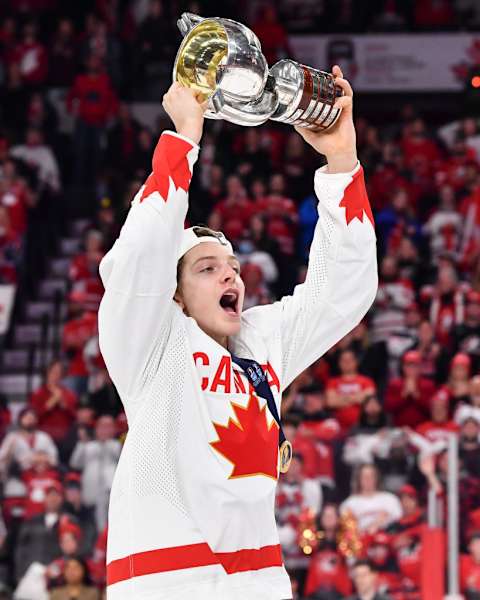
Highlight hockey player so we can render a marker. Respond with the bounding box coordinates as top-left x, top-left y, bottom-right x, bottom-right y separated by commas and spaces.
98, 65, 378, 600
